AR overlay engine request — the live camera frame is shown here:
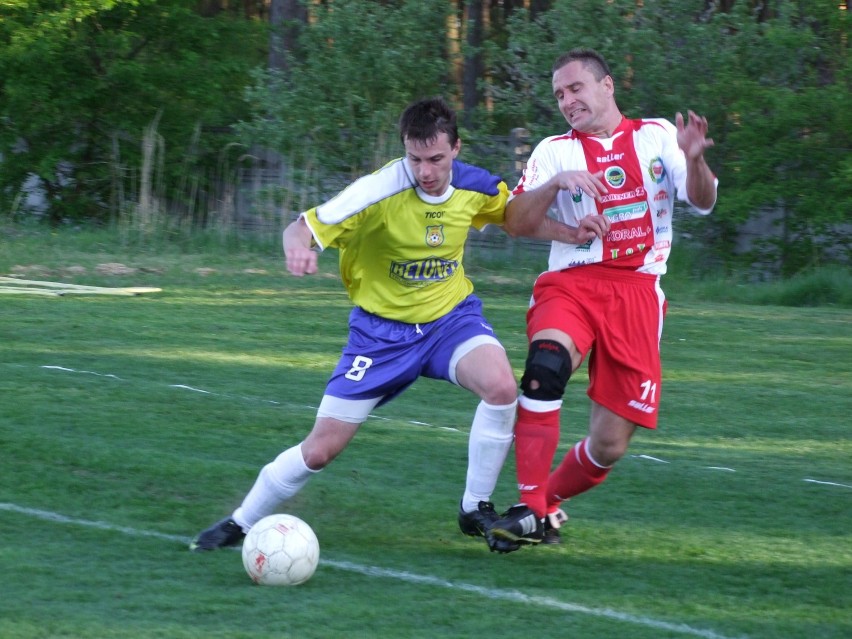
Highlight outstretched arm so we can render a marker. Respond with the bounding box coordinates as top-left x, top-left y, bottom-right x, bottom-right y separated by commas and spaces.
283, 216, 319, 276
676, 110, 717, 210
